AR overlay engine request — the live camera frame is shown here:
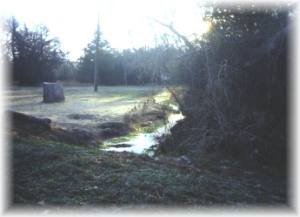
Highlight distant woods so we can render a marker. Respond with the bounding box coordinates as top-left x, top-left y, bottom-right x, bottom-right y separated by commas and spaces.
4, 17, 181, 86
76, 37, 181, 86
